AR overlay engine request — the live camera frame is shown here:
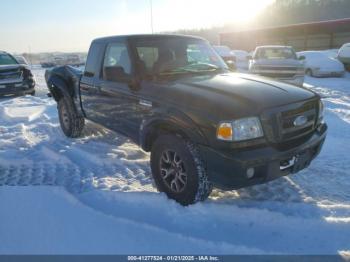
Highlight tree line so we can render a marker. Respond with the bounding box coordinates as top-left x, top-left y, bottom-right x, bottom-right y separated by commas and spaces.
171, 0, 350, 44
